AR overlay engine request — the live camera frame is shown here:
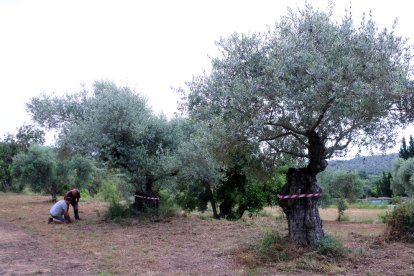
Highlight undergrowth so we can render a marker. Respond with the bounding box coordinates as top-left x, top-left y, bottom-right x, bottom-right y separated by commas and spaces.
384, 201, 414, 242
236, 230, 348, 274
